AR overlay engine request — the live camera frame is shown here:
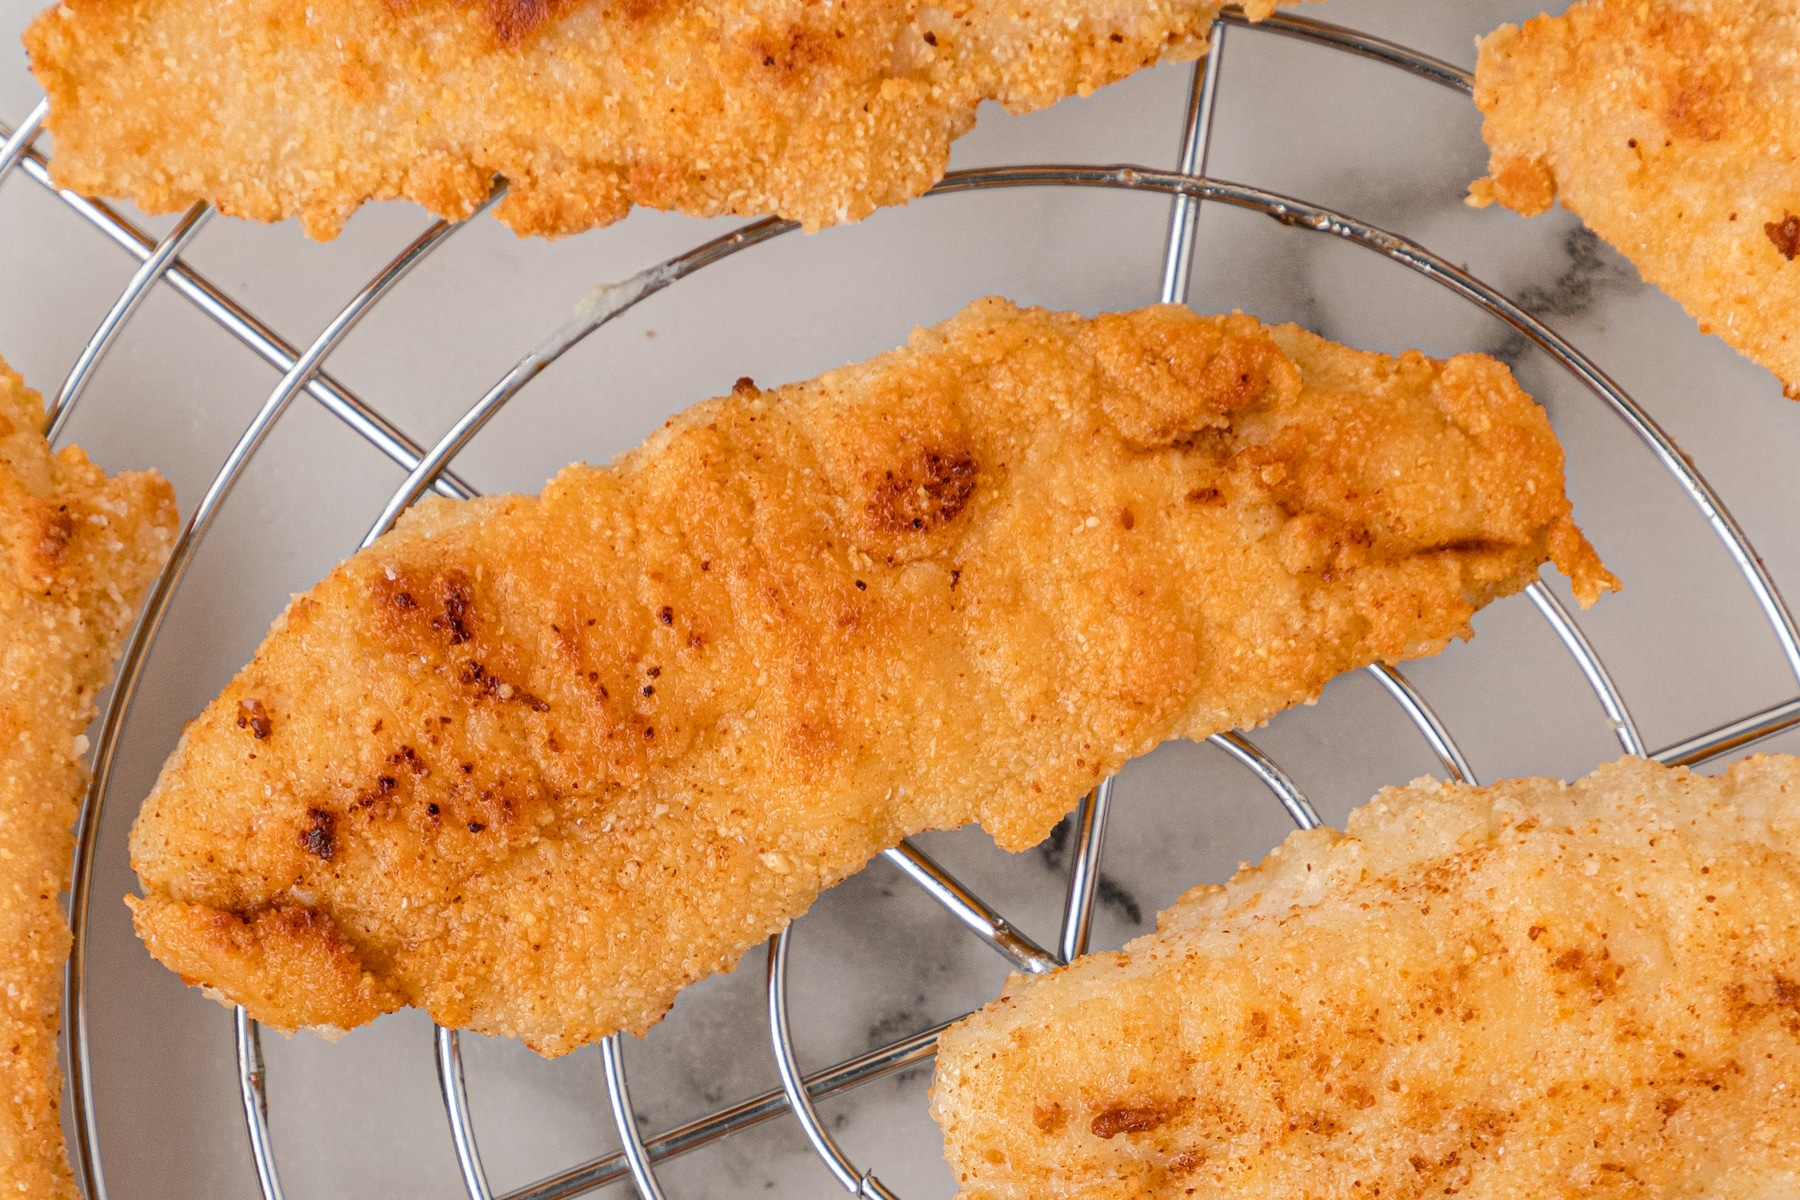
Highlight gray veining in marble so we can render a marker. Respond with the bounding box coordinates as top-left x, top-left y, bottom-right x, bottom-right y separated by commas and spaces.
1, 0, 1797, 1194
